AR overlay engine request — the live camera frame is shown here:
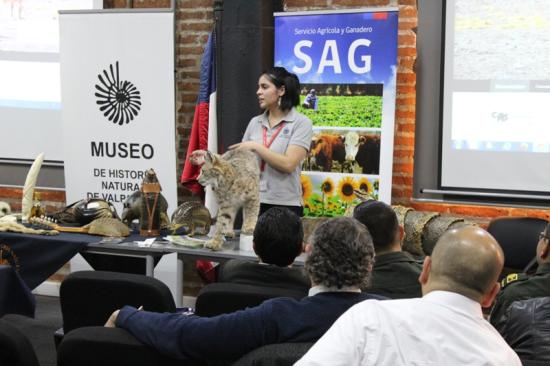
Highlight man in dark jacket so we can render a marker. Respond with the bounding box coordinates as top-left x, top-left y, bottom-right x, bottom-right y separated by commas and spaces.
353, 200, 423, 298
490, 221, 550, 333
105, 217, 383, 362
217, 207, 310, 292
497, 296, 550, 362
